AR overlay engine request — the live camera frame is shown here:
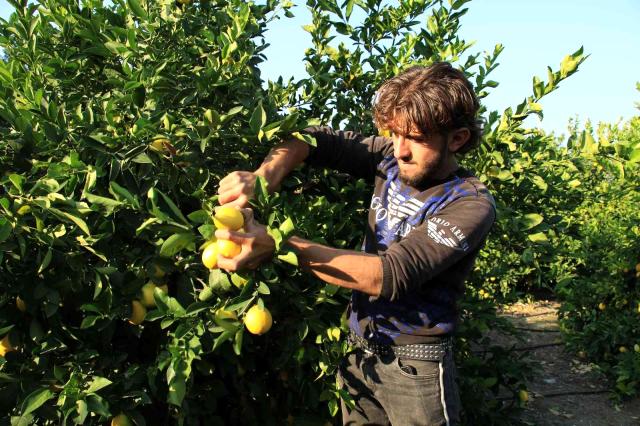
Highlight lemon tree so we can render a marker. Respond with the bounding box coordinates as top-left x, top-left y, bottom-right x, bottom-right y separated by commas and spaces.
0, 0, 618, 424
